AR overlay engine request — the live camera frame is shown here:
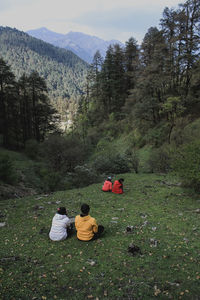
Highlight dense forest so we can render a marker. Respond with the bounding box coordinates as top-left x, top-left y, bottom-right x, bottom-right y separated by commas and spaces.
77, 0, 200, 144
0, 26, 88, 123
1, 0, 200, 196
